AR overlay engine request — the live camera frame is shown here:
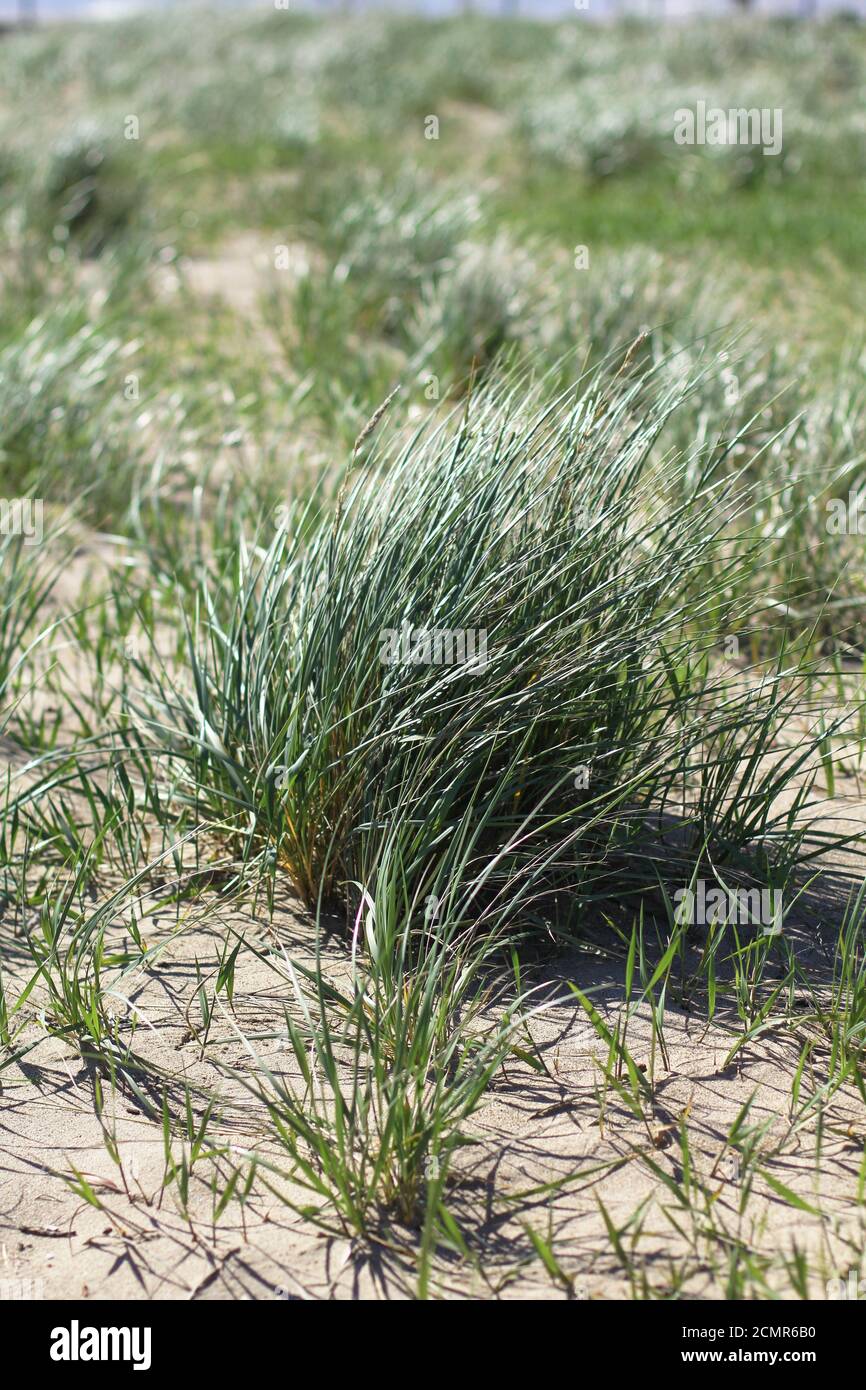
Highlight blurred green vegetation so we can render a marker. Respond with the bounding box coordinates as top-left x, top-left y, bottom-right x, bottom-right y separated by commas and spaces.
0, 10, 864, 536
